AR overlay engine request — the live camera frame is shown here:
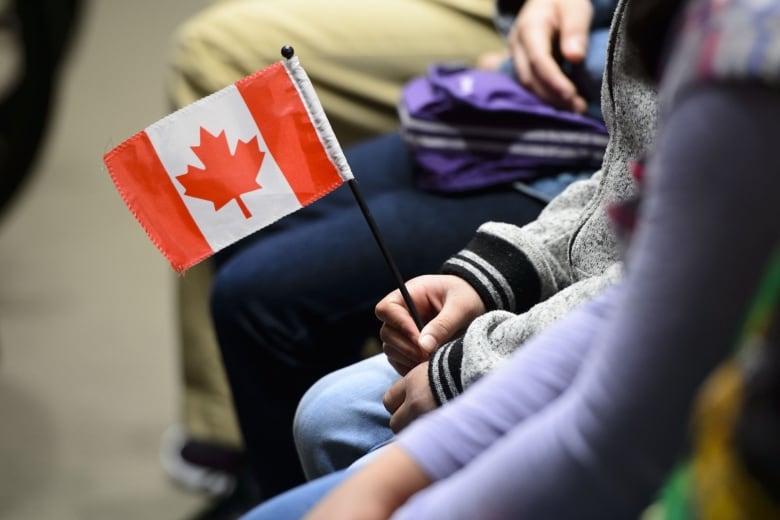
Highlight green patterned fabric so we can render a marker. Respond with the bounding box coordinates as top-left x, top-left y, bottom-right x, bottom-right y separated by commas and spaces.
651, 248, 780, 520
